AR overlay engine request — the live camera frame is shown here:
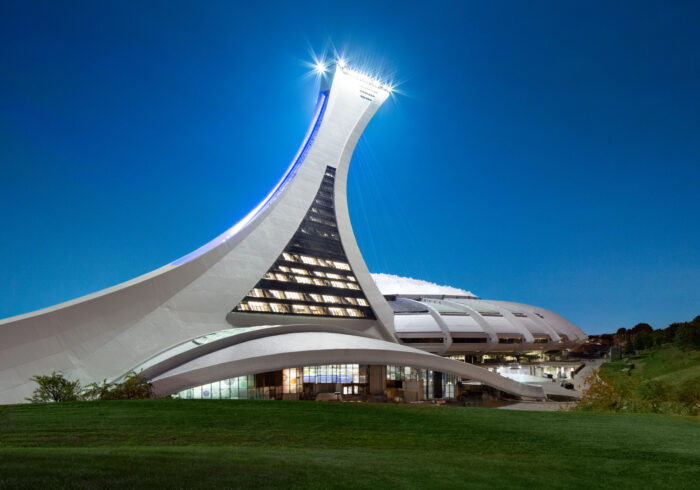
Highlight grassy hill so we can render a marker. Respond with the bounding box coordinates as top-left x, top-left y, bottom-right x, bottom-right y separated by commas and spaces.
605, 345, 700, 384
1, 399, 698, 489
